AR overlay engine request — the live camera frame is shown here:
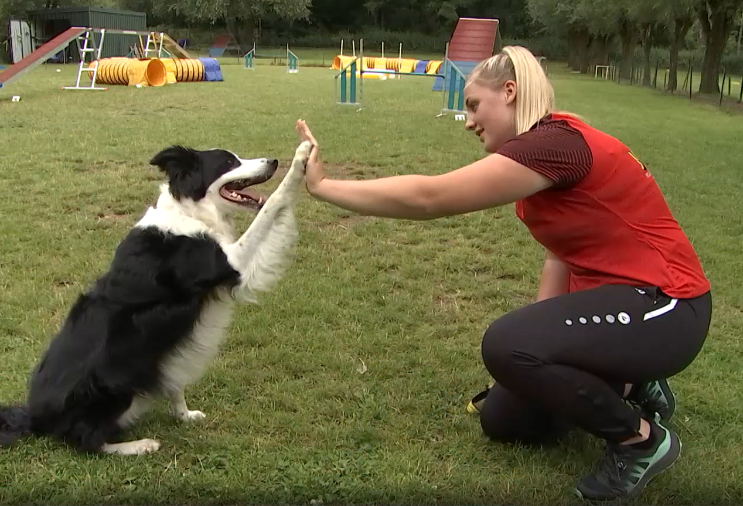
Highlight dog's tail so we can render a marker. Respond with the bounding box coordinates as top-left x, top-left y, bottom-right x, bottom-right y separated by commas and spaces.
0, 404, 31, 447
